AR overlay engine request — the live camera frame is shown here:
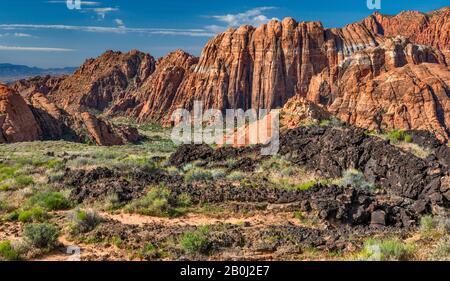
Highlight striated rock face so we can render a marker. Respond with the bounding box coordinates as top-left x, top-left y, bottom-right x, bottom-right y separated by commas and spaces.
48, 50, 155, 114
7, 7, 450, 142
0, 85, 41, 143
363, 8, 450, 52
328, 63, 450, 141
106, 50, 199, 122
